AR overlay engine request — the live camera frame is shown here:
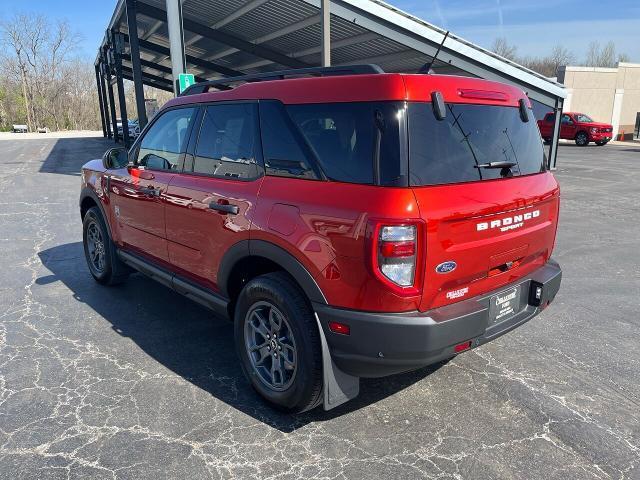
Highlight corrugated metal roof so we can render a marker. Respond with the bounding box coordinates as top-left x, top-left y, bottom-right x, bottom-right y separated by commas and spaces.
100, 0, 565, 106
